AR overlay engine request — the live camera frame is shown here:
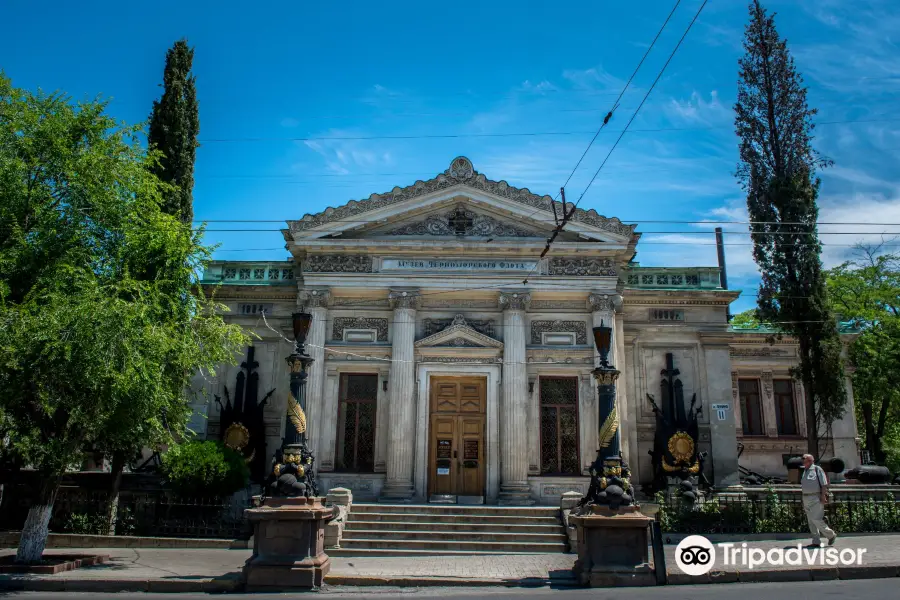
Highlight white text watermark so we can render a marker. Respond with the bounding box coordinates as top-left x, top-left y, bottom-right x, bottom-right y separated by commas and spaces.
675, 535, 868, 576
